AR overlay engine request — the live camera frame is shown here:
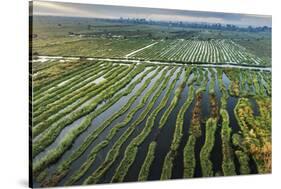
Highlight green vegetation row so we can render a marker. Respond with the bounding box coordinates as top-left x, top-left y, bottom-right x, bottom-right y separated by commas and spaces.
41, 66, 159, 187
33, 60, 100, 97
33, 60, 106, 104
183, 70, 208, 177
64, 67, 170, 185
137, 67, 183, 181
32, 59, 93, 94
82, 66, 171, 185
33, 64, 155, 177
138, 141, 157, 181
32, 66, 131, 138
199, 118, 217, 177
110, 68, 176, 183
218, 69, 236, 176
32, 65, 128, 128
32, 64, 141, 158
33, 64, 156, 172
161, 81, 194, 180
33, 62, 112, 113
